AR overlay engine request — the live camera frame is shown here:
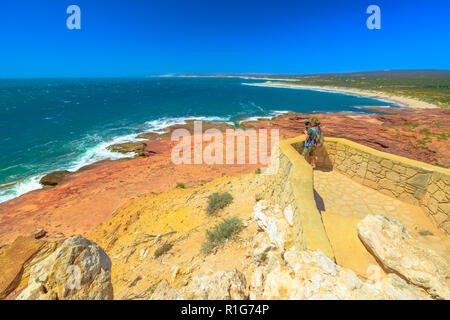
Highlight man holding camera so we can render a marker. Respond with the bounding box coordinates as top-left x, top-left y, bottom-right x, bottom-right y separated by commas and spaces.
302, 117, 322, 168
